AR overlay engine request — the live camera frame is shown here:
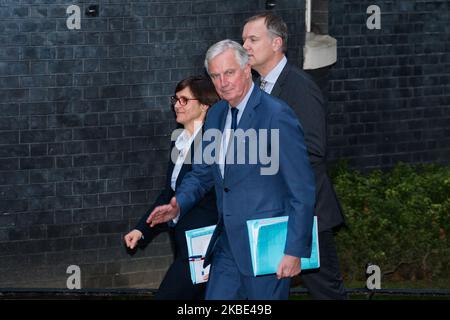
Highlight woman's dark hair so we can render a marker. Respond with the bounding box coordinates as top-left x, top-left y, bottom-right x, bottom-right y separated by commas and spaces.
175, 75, 220, 106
